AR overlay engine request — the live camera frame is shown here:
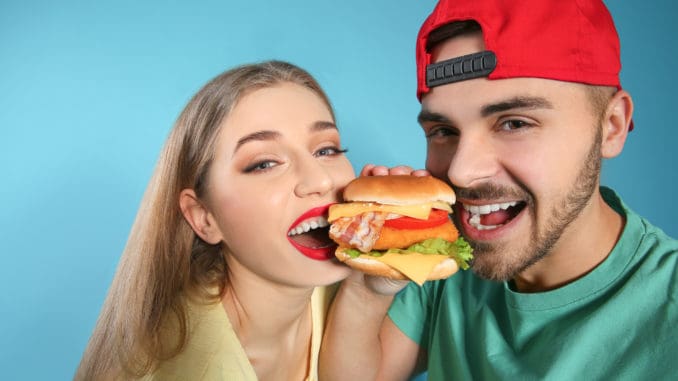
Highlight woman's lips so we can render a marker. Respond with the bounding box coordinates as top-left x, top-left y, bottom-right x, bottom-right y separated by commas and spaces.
288, 239, 337, 261
287, 204, 337, 261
